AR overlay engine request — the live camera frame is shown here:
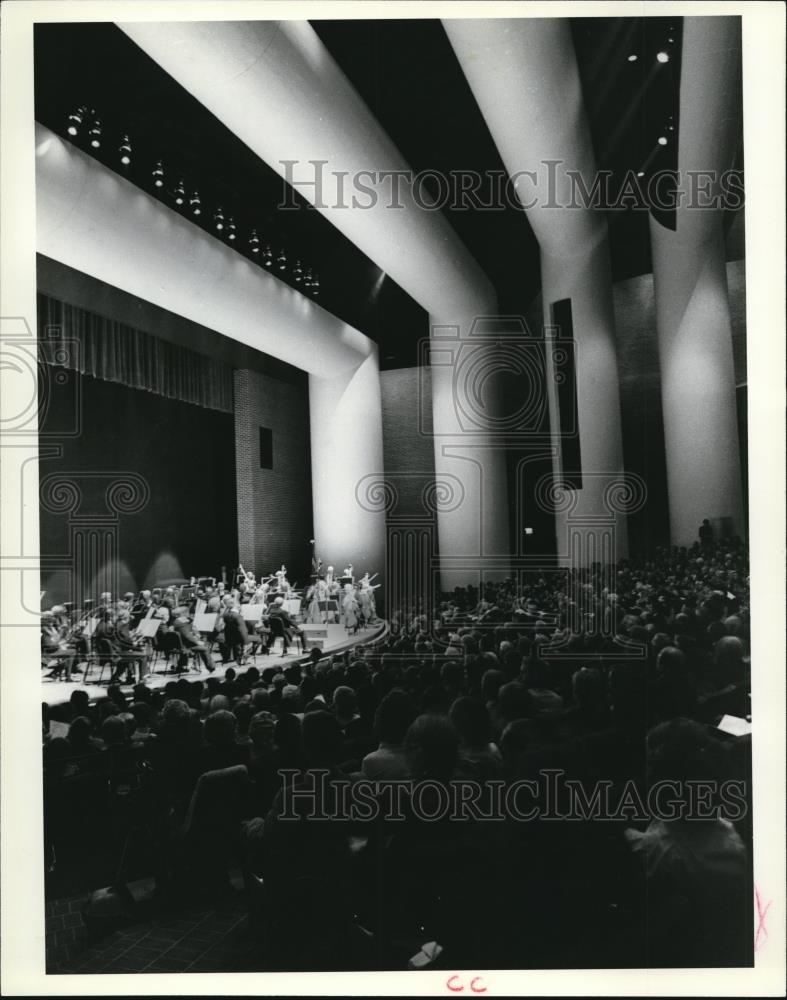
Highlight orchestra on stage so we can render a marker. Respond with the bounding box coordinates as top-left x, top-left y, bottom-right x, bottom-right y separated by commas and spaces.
40, 541, 382, 685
